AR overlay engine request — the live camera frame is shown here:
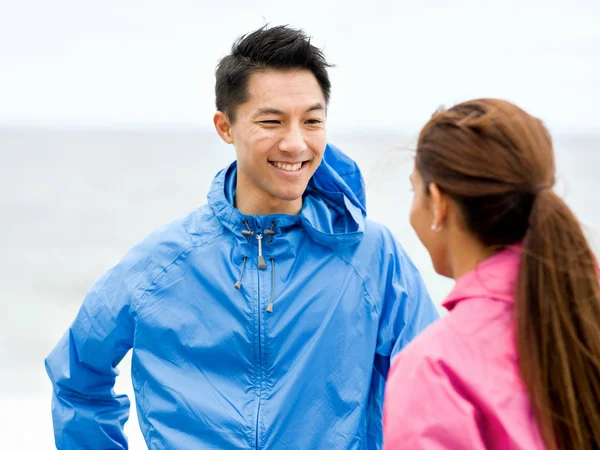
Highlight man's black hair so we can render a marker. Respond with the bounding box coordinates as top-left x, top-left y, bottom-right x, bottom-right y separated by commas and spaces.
215, 25, 332, 122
